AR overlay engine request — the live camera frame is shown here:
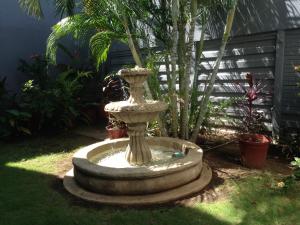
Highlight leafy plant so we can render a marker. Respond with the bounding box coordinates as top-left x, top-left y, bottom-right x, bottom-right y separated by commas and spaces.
18, 55, 94, 133
0, 77, 31, 138
280, 128, 300, 158
233, 73, 269, 134
102, 72, 129, 104
103, 72, 129, 130
200, 99, 233, 134
107, 115, 127, 130
277, 157, 300, 191
291, 157, 300, 180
